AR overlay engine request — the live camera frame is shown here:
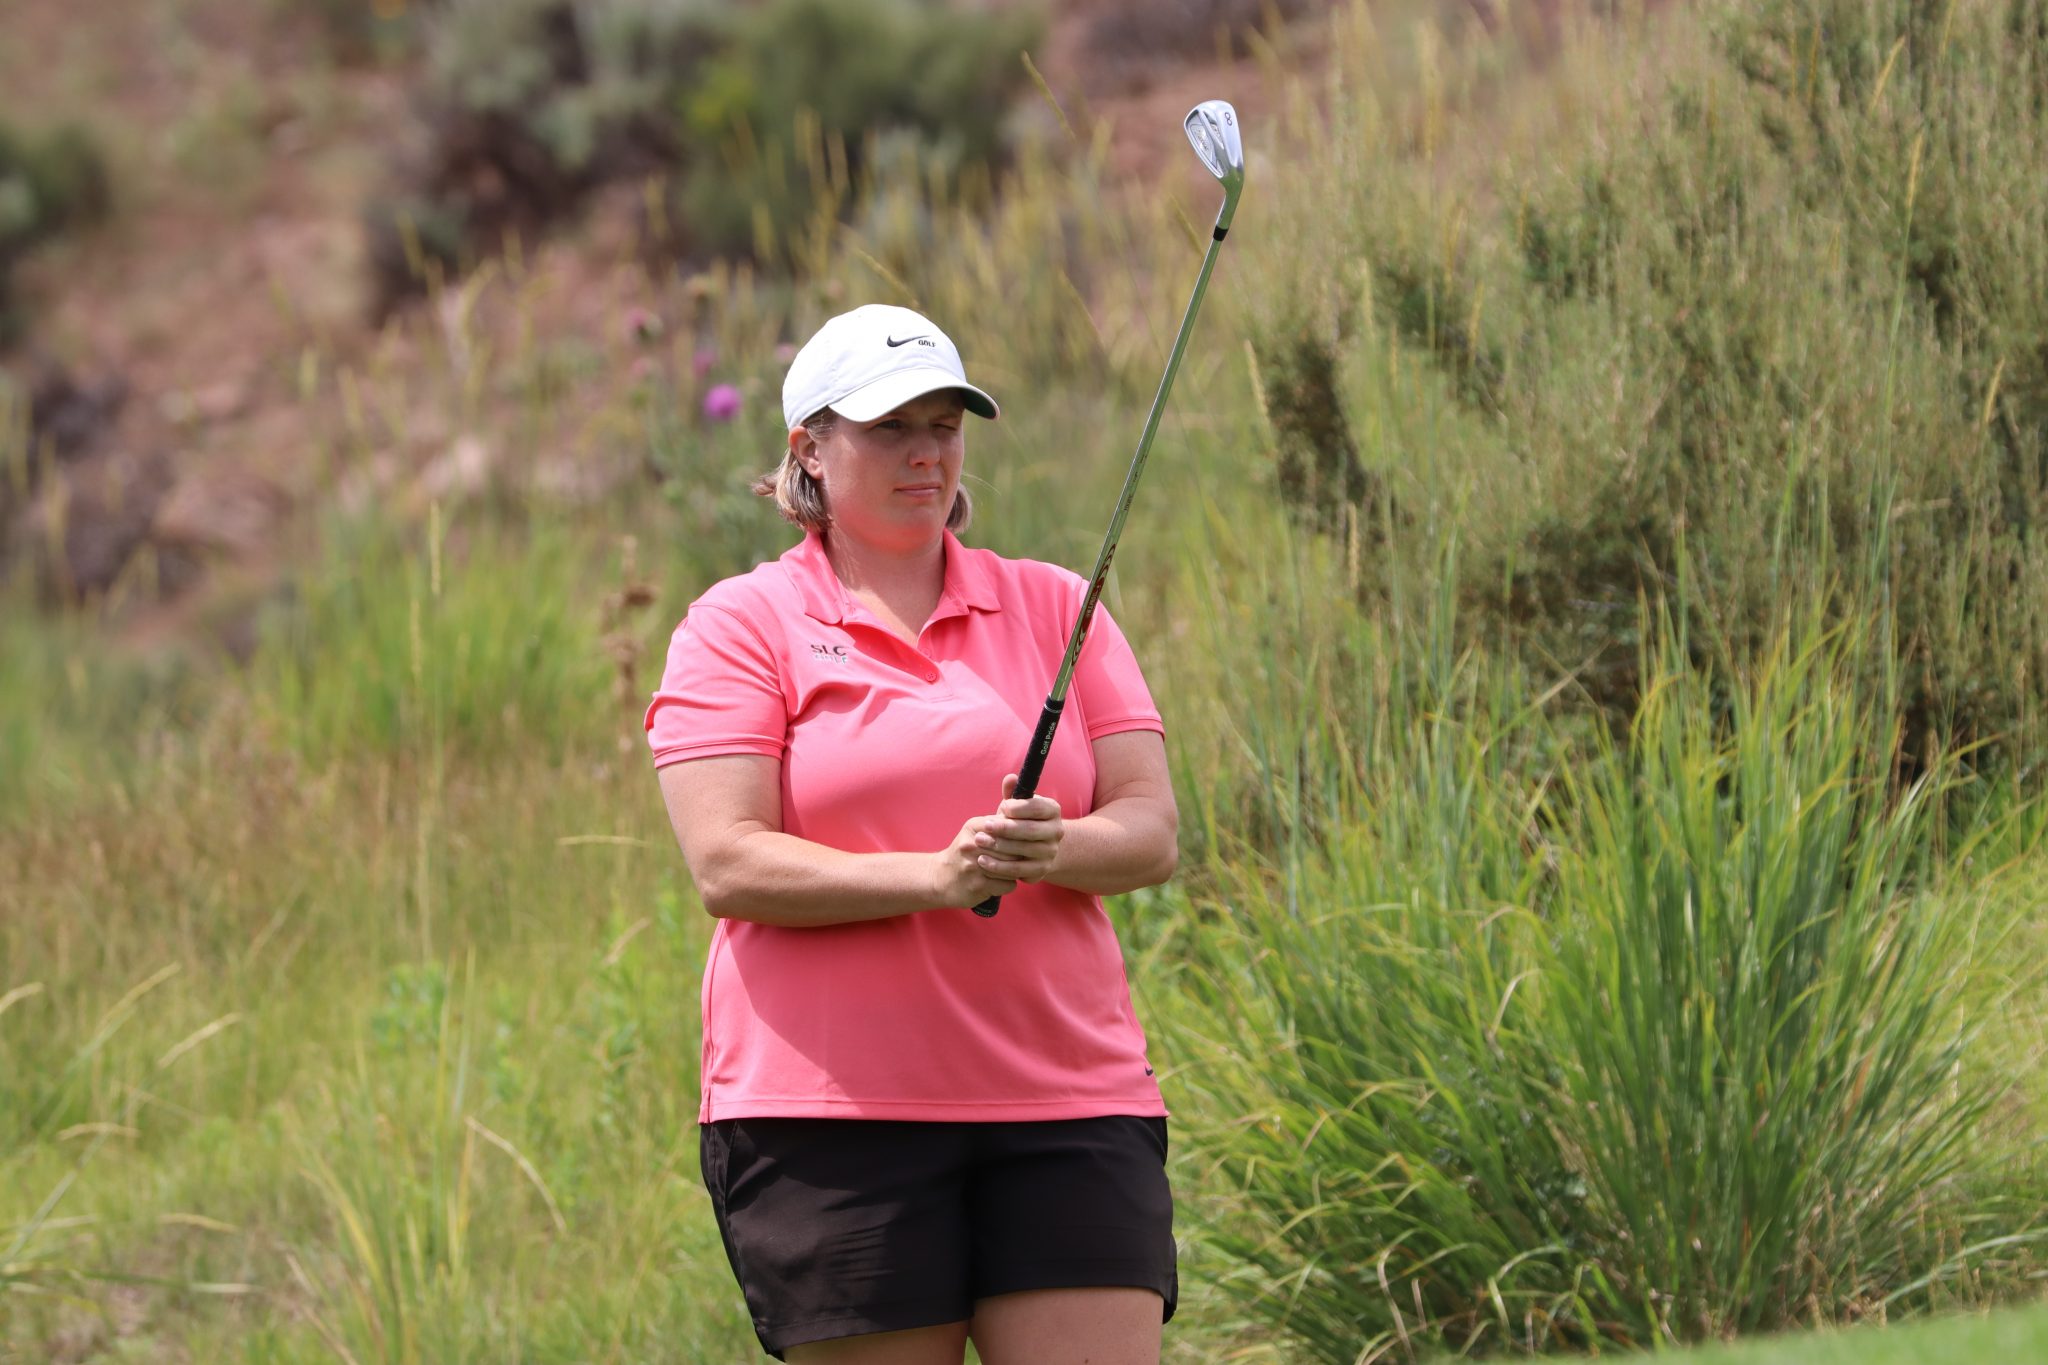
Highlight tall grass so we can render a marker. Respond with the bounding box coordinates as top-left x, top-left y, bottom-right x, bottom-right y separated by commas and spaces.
0, 586, 214, 824
1, 736, 739, 1356
247, 509, 623, 767
1246, 0, 2048, 760
1155, 612, 2037, 1360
